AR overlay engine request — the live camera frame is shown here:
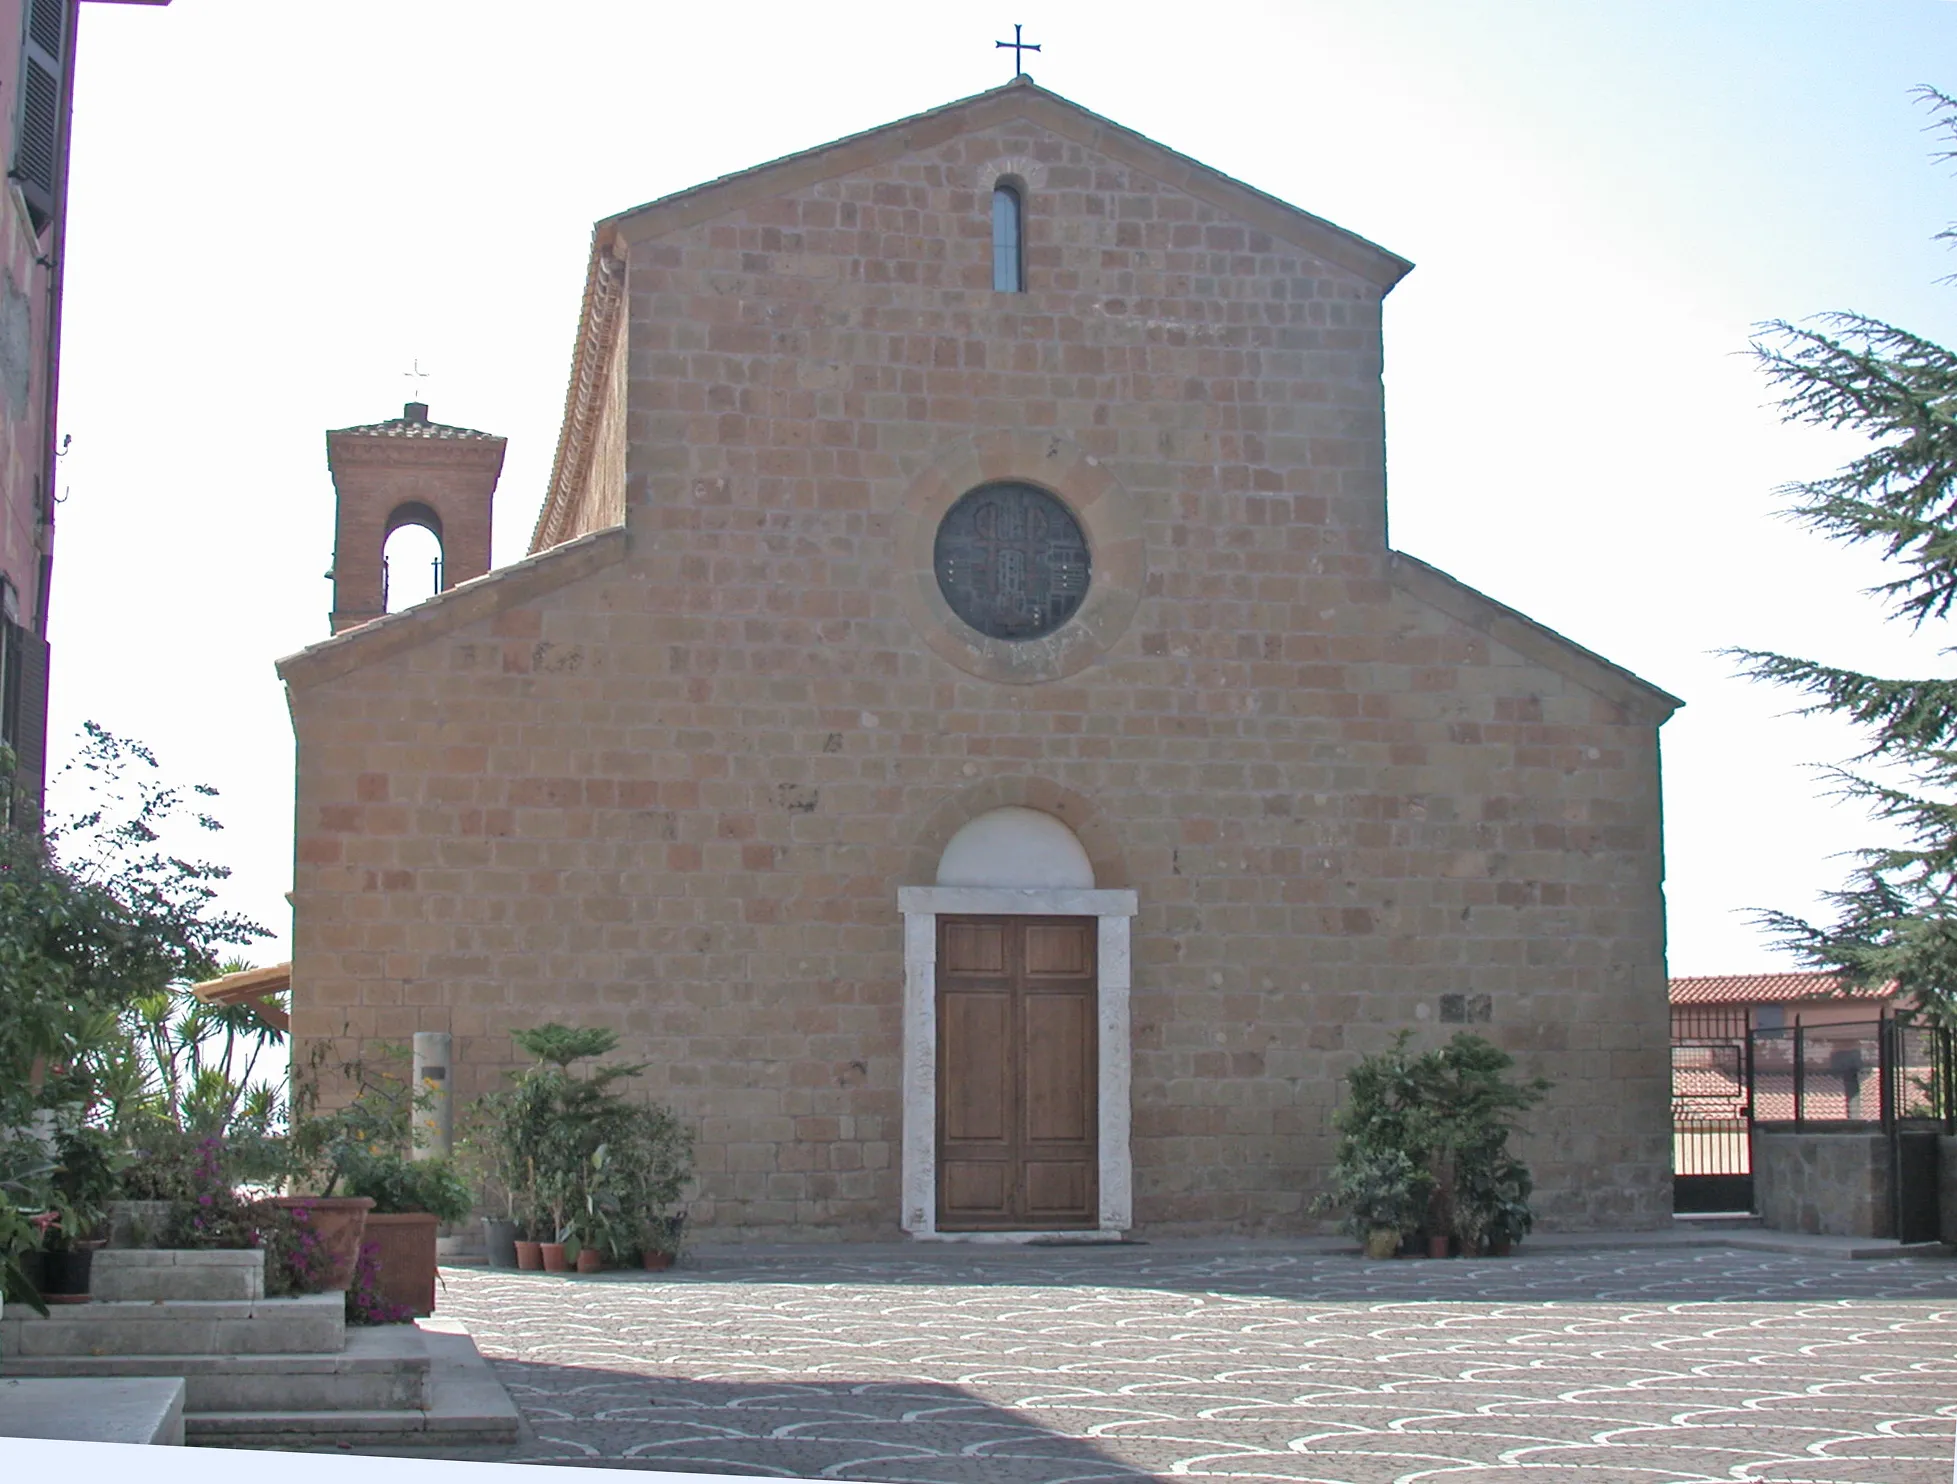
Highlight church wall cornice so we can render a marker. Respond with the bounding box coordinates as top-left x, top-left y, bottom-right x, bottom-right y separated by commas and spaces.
529, 243, 627, 555
325, 436, 506, 471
